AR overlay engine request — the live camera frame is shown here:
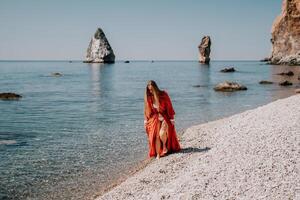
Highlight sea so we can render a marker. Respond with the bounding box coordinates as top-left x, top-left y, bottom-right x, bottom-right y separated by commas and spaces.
0, 60, 299, 200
